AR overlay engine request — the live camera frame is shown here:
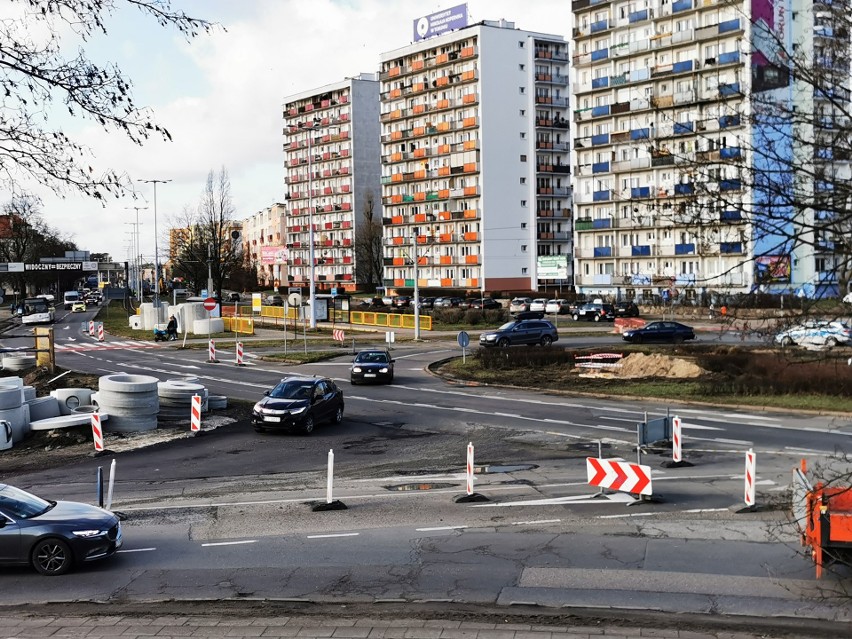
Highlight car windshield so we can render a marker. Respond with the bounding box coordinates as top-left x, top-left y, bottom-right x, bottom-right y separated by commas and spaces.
498, 321, 517, 330
355, 352, 389, 364
0, 485, 52, 519
269, 380, 315, 400
22, 299, 50, 315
